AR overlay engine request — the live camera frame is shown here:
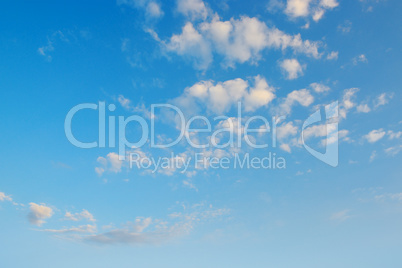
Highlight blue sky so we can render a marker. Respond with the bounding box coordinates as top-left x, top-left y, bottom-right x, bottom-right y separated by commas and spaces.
0, 0, 402, 267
